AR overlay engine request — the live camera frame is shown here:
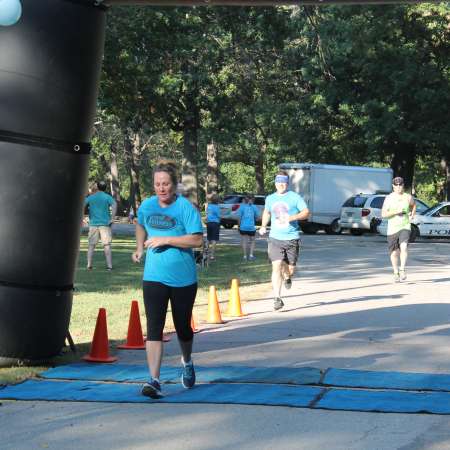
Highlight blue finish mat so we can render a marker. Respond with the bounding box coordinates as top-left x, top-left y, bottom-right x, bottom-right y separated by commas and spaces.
323, 368, 450, 392
2, 379, 450, 414
42, 363, 322, 385
317, 388, 450, 415
0, 379, 322, 408
4, 364, 450, 413
42, 364, 450, 393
